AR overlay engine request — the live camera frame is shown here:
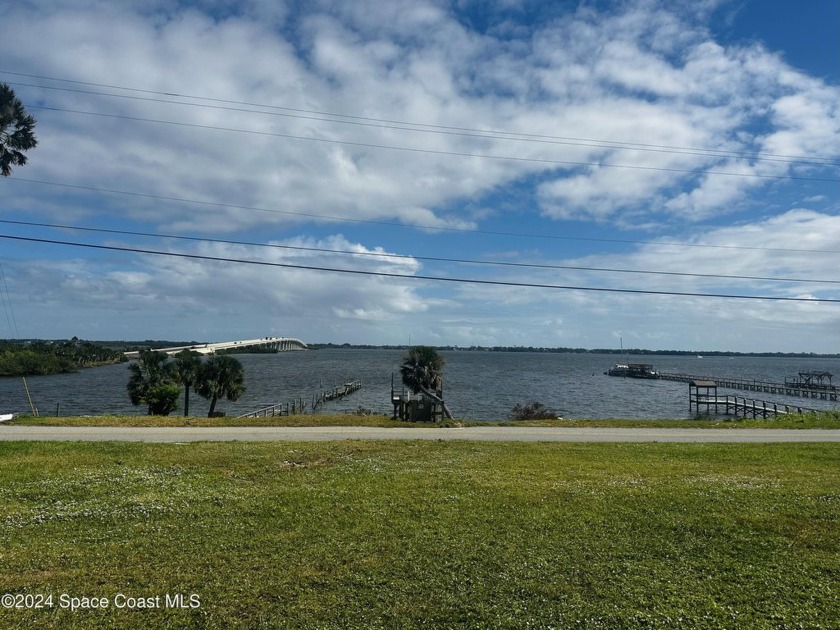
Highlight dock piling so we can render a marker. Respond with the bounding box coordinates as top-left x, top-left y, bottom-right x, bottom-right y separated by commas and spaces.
238, 379, 362, 418
688, 382, 818, 419
663, 371, 837, 402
